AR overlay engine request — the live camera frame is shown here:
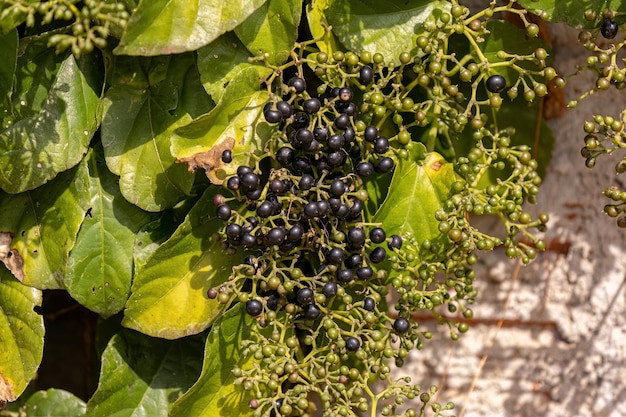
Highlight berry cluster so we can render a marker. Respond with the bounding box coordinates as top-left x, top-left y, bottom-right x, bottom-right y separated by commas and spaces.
204, 3, 555, 416
1, 0, 130, 55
